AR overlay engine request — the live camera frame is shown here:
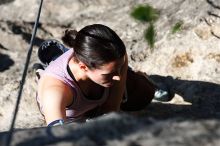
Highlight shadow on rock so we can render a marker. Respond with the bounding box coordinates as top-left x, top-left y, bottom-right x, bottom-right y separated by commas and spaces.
0, 53, 14, 72
0, 0, 14, 5
207, 0, 220, 10
147, 75, 220, 120
7, 21, 45, 47
0, 113, 153, 146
